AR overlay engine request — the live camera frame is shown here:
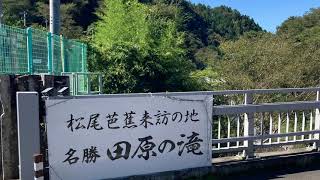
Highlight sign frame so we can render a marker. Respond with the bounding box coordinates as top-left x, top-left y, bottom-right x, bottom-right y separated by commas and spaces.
45, 92, 213, 179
